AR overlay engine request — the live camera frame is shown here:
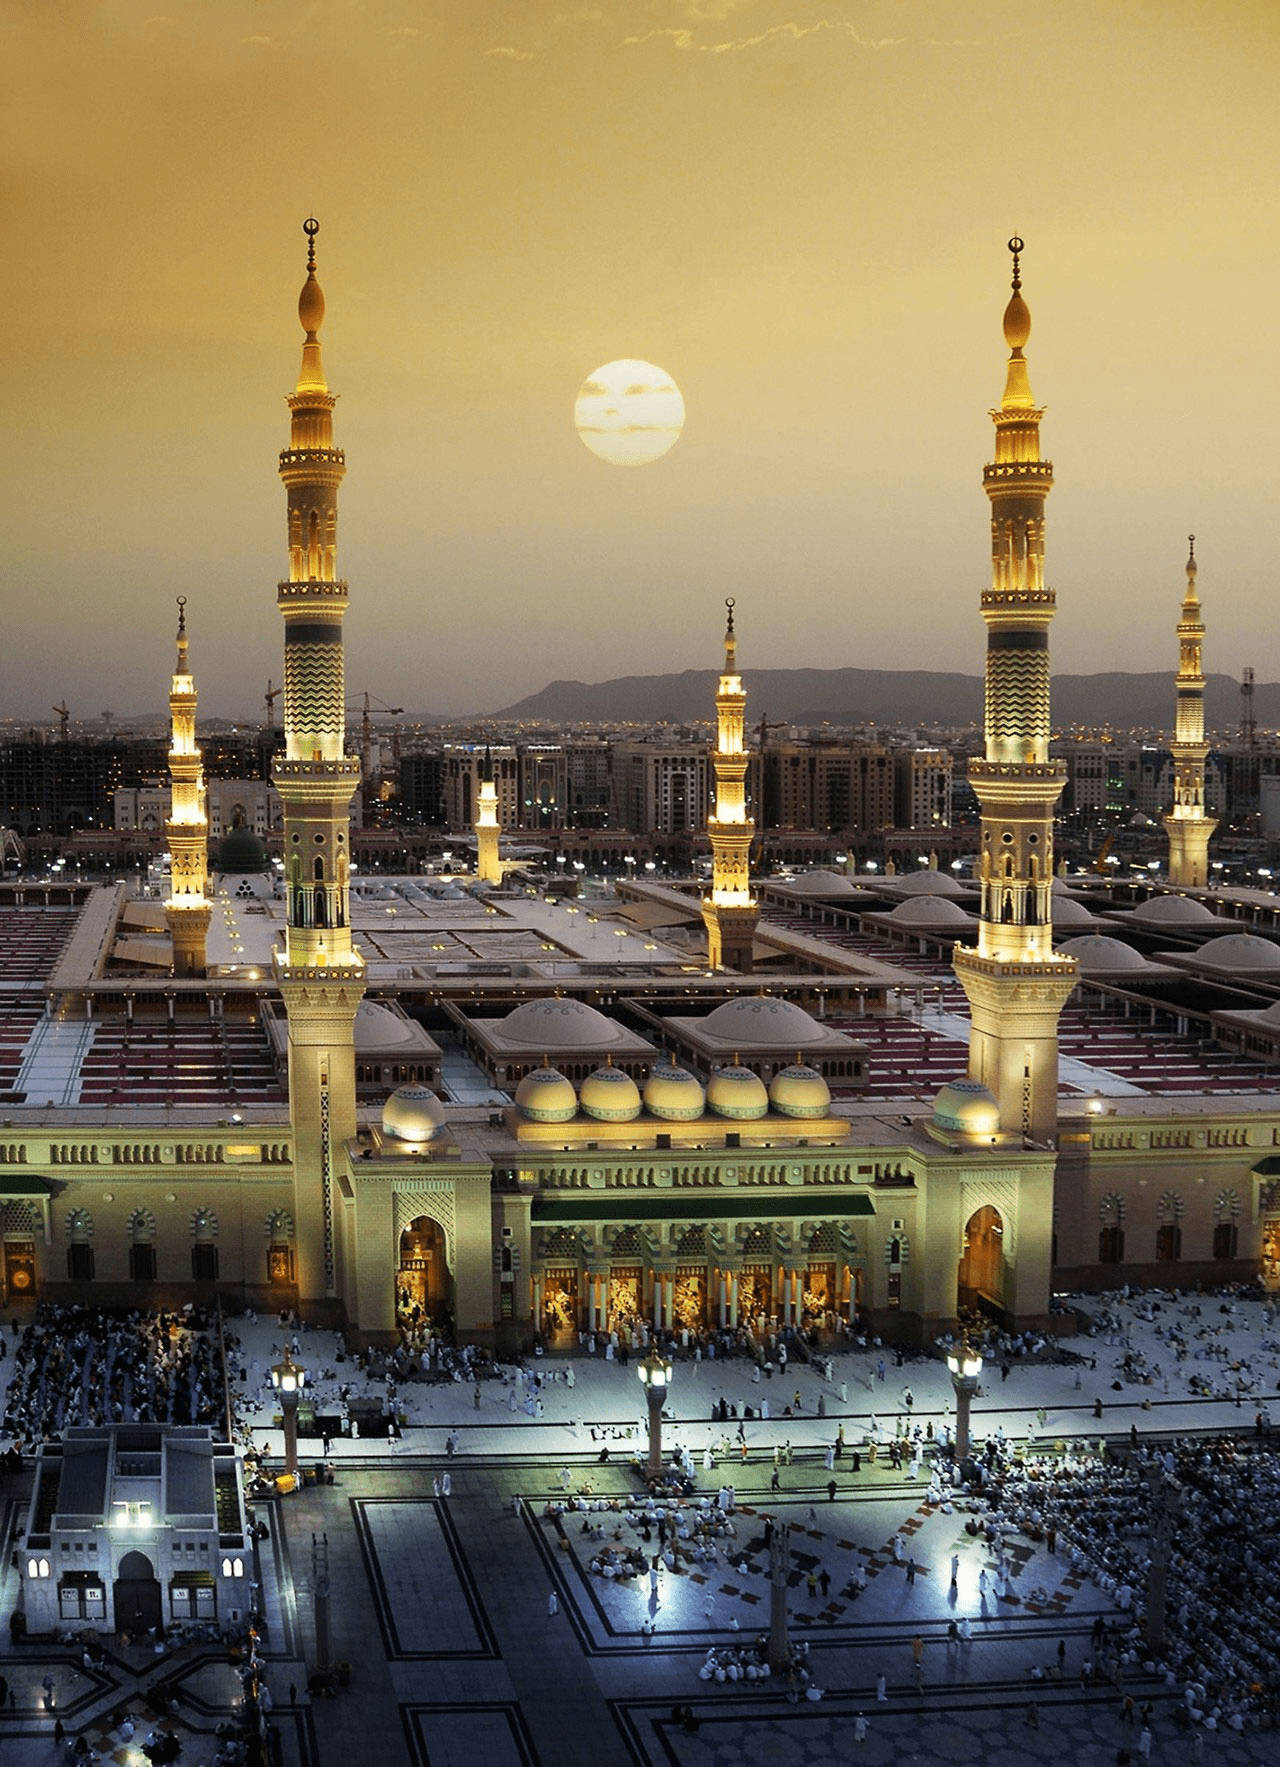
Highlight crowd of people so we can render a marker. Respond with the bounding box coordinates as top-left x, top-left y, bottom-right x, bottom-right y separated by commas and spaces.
970, 1430, 1280, 1728
0, 1304, 226, 1452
